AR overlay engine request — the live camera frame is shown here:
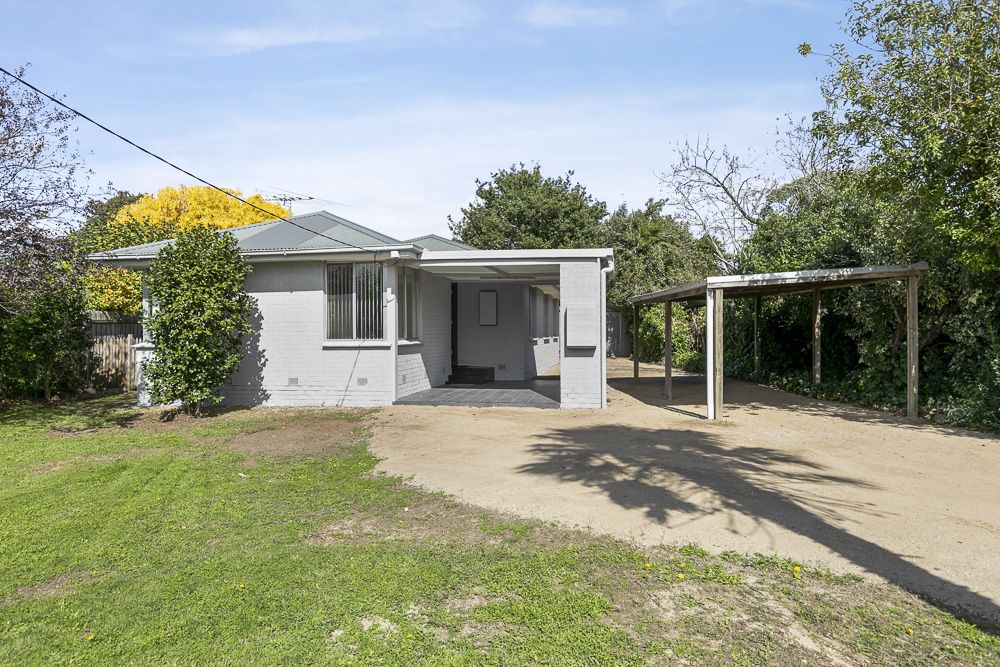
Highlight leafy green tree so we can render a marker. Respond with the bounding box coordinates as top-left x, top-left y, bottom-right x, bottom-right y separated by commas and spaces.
143, 228, 255, 415
73, 191, 146, 254
603, 199, 717, 363
0, 275, 90, 401
738, 157, 1000, 428
449, 164, 607, 249
805, 0, 1000, 272
604, 199, 717, 309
